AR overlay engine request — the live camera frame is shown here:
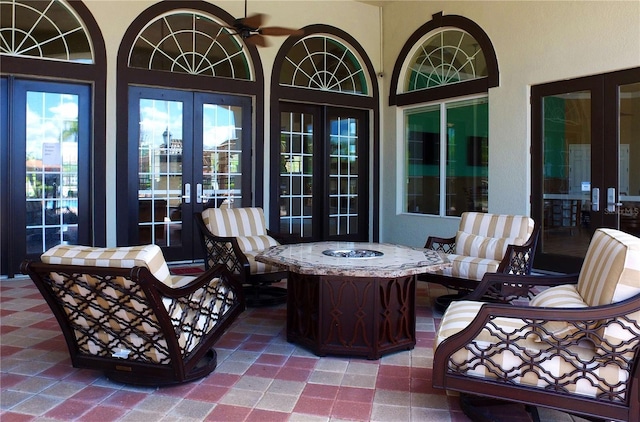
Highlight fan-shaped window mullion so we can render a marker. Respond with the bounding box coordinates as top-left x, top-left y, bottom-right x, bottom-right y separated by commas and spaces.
404, 28, 487, 92
128, 11, 252, 80
0, 0, 93, 63
279, 35, 369, 95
